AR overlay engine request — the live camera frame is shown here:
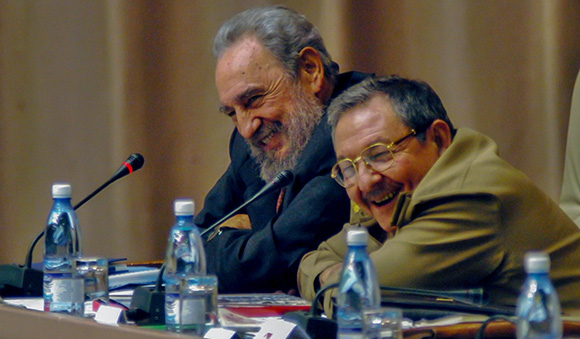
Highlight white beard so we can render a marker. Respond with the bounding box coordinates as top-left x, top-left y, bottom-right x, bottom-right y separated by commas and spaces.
246, 81, 325, 182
